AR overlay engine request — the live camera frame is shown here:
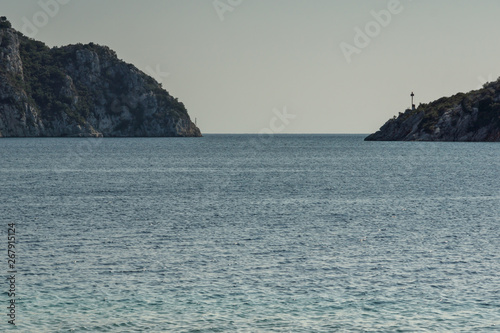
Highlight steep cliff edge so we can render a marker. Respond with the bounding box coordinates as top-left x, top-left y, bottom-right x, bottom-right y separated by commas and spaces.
365, 80, 500, 142
0, 17, 201, 137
